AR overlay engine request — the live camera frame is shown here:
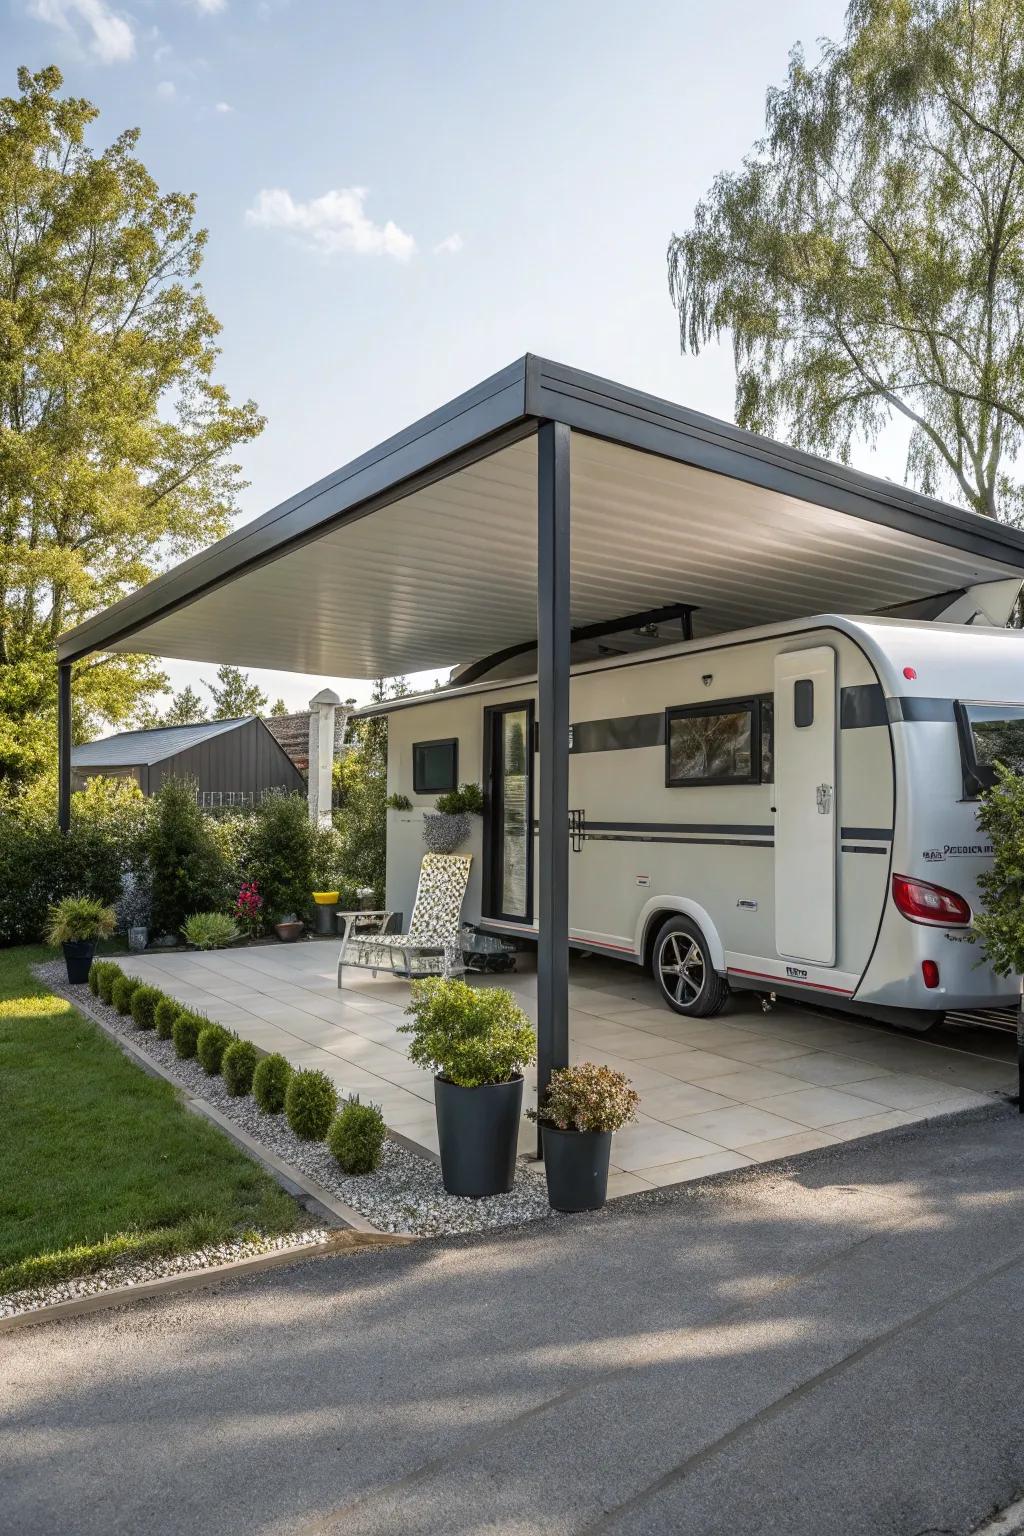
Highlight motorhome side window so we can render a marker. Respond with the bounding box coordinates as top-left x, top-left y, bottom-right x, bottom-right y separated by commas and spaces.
413, 738, 458, 795
956, 702, 1024, 795
666, 697, 772, 787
